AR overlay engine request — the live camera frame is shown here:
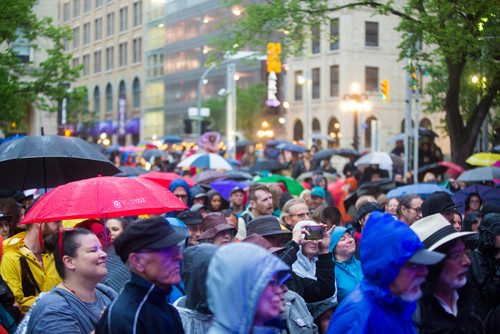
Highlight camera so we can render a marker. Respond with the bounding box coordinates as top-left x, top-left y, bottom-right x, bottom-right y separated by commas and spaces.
304, 225, 323, 240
